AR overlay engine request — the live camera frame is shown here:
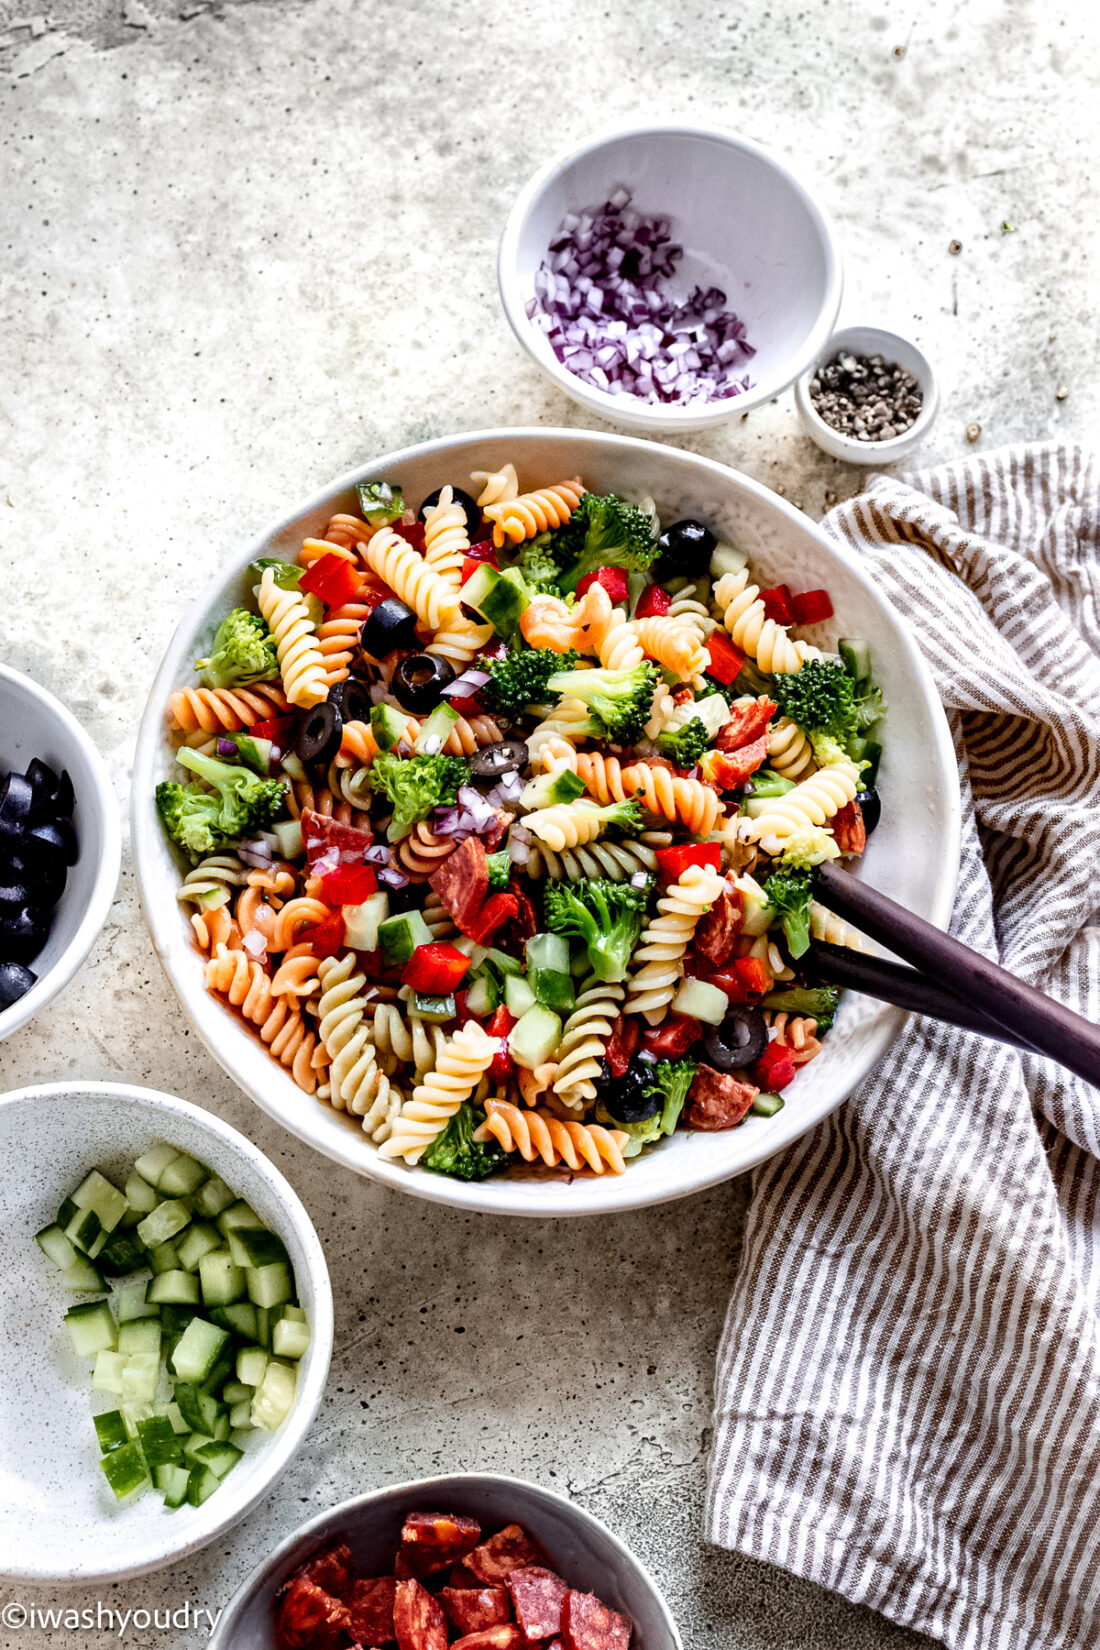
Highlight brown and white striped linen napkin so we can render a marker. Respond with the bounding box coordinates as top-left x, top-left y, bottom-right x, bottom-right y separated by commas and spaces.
707, 443, 1100, 1650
